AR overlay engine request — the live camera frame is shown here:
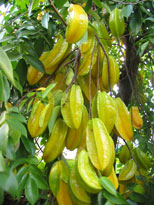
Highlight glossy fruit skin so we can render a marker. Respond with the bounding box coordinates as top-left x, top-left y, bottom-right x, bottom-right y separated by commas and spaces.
28, 98, 54, 138
44, 37, 68, 74
129, 106, 143, 129
65, 4, 88, 43
109, 7, 125, 38
97, 91, 117, 134
69, 163, 91, 204
61, 85, 84, 129
108, 167, 119, 190
102, 55, 119, 90
86, 118, 115, 173
66, 105, 88, 151
119, 142, 133, 164
93, 20, 112, 47
114, 97, 133, 141
119, 159, 137, 181
43, 118, 68, 163
77, 149, 102, 193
